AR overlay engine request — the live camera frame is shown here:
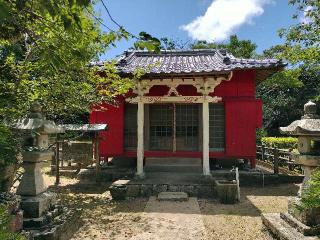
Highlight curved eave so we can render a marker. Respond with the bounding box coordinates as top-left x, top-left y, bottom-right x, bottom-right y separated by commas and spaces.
280, 119, 320, 136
